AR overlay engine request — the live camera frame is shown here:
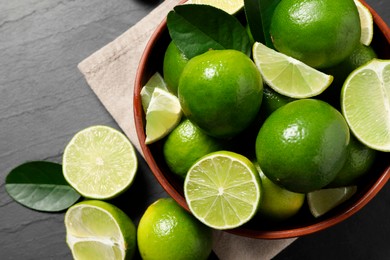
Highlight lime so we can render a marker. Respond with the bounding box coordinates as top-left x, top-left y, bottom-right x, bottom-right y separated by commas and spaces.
260, 87, 295, 117
63, 125, 137, 199
255, 163, 305, 221
354, 0, 374, 46
252, 42, 333, 98
184, 151, 261, 229
137, 198, 212, 260
256, 99, 350, 193
186, 0, 244, 14
270, 0, 361, 69
163, 119, 223, 178
163, 41, 189, 95
307, 186, 357, 218
145, 88, 182, 144
178, 49, 263, 138
341, 59, 390, 152
65, 200, 136, 260
140, 72, 169, 112
329, 135, 376, 187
